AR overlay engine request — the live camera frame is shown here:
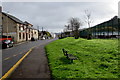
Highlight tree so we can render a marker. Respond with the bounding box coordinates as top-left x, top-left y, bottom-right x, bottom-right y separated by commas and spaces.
69, 17, 82, 39
84, 10, 93, 39
65, 24, 70, 30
